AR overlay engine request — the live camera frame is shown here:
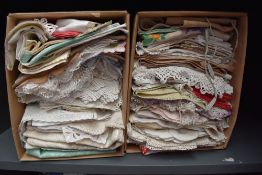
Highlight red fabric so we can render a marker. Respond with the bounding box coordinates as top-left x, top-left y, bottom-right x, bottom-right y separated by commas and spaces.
140, 146, 150, 155
192, 87, 232, 111
52, 31, 81, 39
